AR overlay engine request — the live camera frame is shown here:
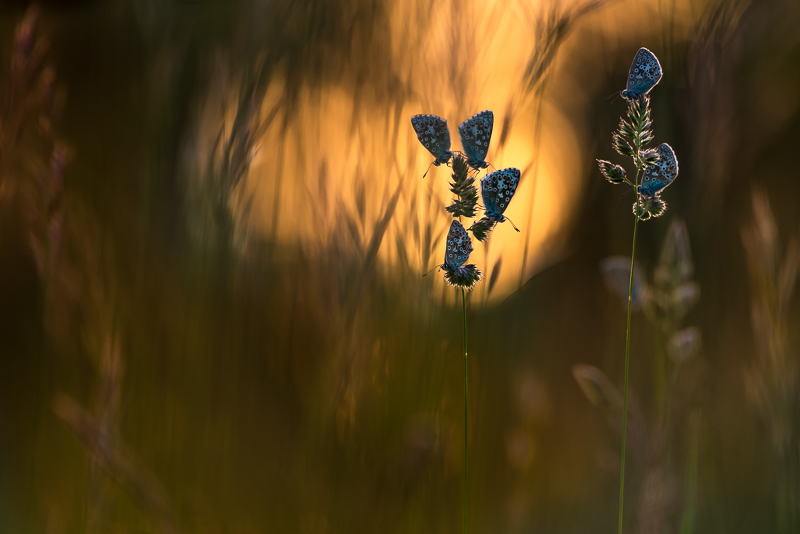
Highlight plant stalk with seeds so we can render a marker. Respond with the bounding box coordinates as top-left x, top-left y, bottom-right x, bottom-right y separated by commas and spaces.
413, 111, 523, 532
598, 83, 679, 532
441, 154, 480, 534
